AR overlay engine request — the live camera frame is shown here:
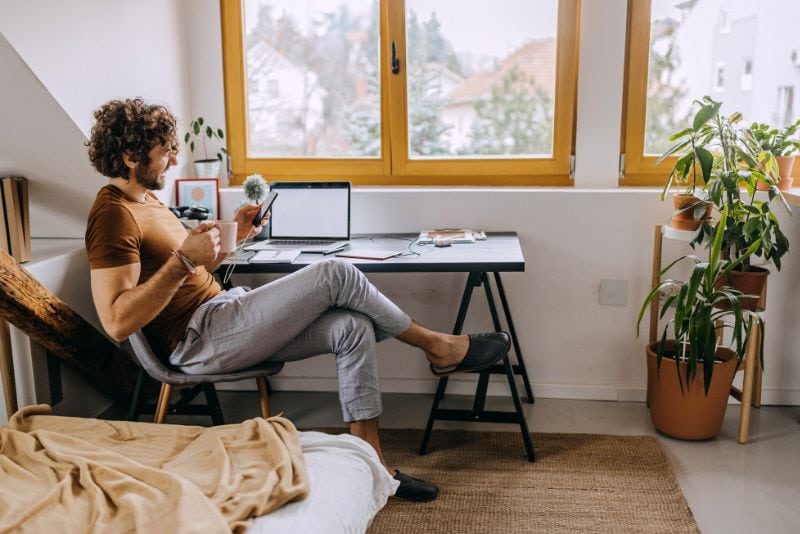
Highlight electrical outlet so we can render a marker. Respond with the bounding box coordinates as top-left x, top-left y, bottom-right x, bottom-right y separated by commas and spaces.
599, 279, 629, 306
